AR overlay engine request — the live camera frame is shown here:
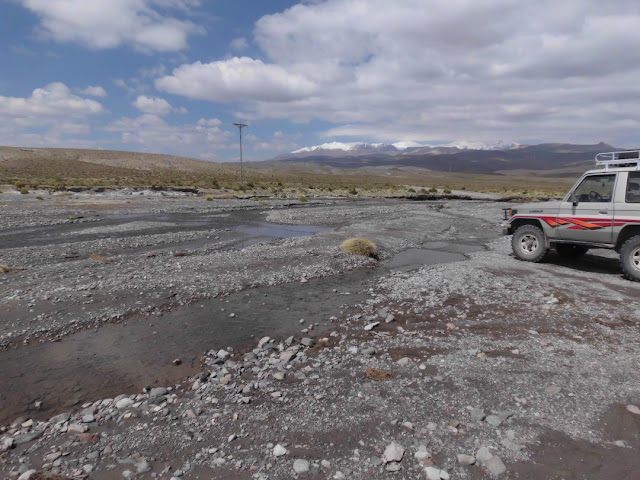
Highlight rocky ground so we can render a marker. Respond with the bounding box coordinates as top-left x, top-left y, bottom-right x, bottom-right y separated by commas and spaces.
1, 190, 639, 480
